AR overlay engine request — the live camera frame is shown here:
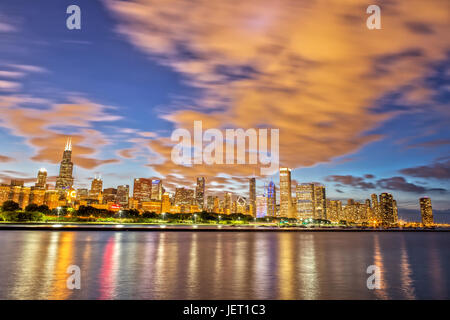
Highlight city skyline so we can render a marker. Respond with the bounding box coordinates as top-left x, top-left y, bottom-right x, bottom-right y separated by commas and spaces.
0, 1, 448, 304
0, 138, 439, 224
0, 0, 448, 220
